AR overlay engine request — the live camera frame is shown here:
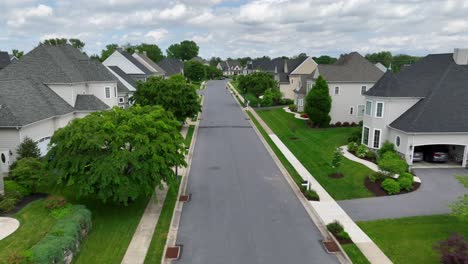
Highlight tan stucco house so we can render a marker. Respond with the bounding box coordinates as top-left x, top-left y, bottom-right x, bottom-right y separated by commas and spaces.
362, 48, 468, 168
